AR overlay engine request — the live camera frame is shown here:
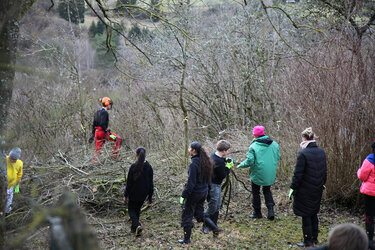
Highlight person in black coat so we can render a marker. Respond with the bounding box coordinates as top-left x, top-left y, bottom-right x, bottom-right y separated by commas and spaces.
178, 142, 214, 244
289, 127, 327, 247
124, 147, 154, 236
